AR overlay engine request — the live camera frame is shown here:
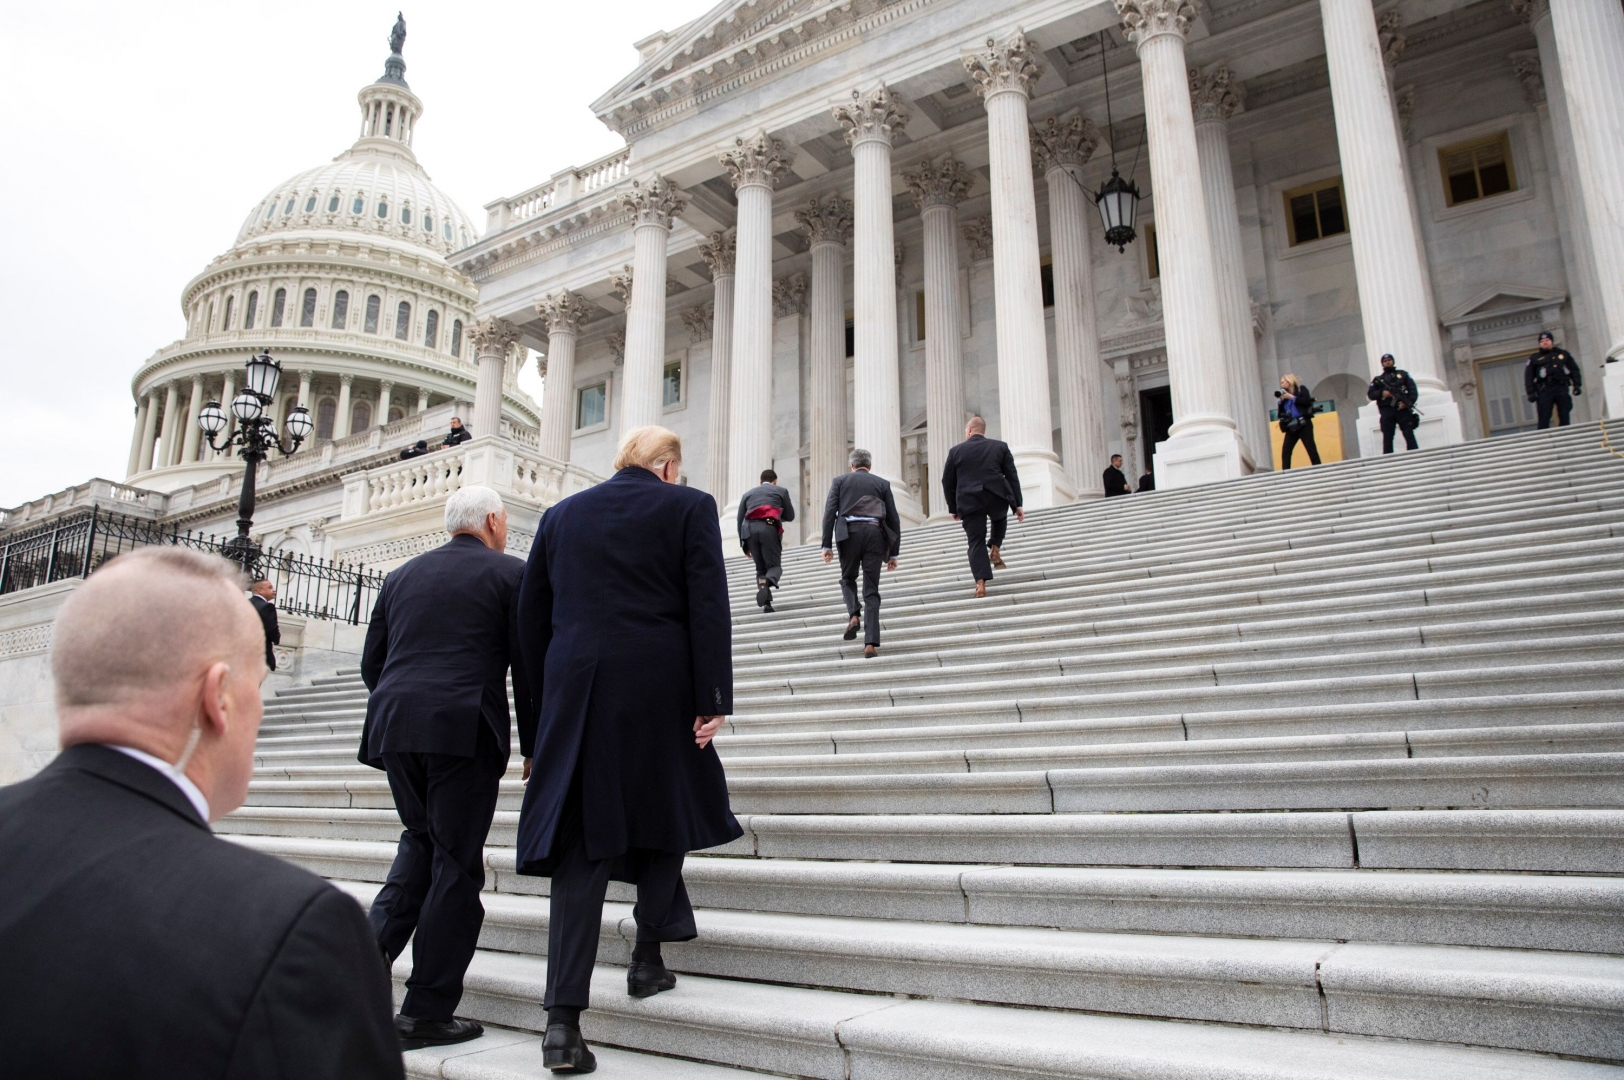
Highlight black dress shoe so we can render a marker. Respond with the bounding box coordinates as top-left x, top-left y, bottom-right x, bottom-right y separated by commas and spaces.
762, 602, 774, 613
627, 959, 678, 998
843, 616, 861, 641
394, 1013, 484, 1051
756, 585, 772, 607
543, 1023, 597, 1073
